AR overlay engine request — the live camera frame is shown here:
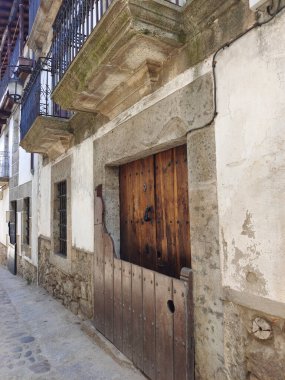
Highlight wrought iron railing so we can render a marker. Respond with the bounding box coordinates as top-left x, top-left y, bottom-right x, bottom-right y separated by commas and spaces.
0, 36, 20, 103
20, 57, 70, 140
52, 0, 185, 88
0, 152, 9, 179
29, 0, 41, 33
